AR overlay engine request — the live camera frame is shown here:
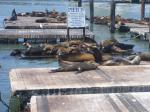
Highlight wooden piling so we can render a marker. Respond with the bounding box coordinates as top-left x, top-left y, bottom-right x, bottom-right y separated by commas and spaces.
110, 0, 116, 33
78, 0, 82, 7
90, 0, 94, 23
141, 0, 145, 20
